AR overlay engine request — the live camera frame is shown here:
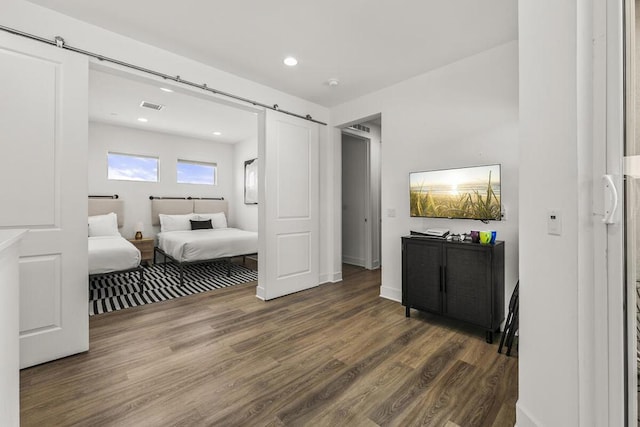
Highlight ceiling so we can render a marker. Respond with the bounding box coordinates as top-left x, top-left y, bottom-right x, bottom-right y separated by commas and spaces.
27, 0, 518, 108
89, 69, 258, 143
